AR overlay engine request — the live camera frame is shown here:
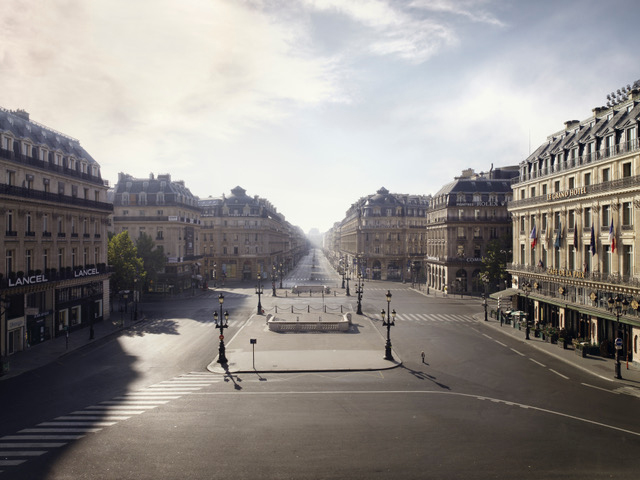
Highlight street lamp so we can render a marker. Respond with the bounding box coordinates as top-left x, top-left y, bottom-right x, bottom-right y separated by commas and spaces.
355, 274, 364, 315
271, 265, 277, 296
256, 272, 264, 315
279, 263, 283, 289
607, 294, 628, 379
213, 262, 217, 288
213, 293, 229, 365
1, 295, 10, 375
521, 282, 532, 340
341, 258, 345, 289
345, 267, 351, 296
482, 294, 488, 322
380, 290, 396, 361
